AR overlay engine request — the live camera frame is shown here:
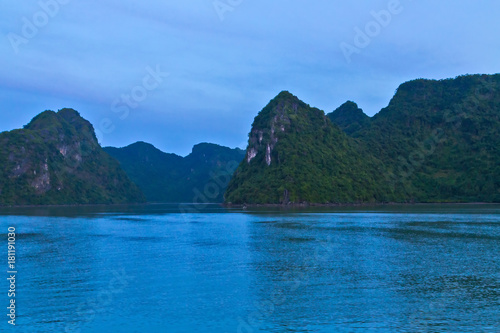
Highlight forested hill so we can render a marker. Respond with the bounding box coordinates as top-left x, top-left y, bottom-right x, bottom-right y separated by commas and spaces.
226, 74, 500, 204
327, 101, 369, 135
104, 142, 245, 203
224, 91, 397, 204
2, 74, 498, 206
328, 74, 500, 202
0, 109, 145, 205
